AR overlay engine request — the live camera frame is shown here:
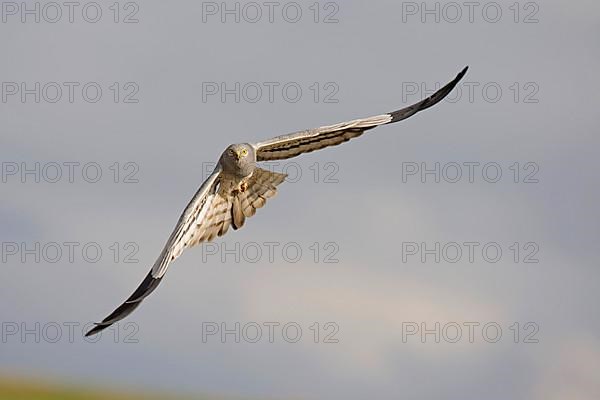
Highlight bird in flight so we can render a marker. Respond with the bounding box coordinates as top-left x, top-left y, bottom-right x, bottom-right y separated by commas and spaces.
86, 67, 468, 337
